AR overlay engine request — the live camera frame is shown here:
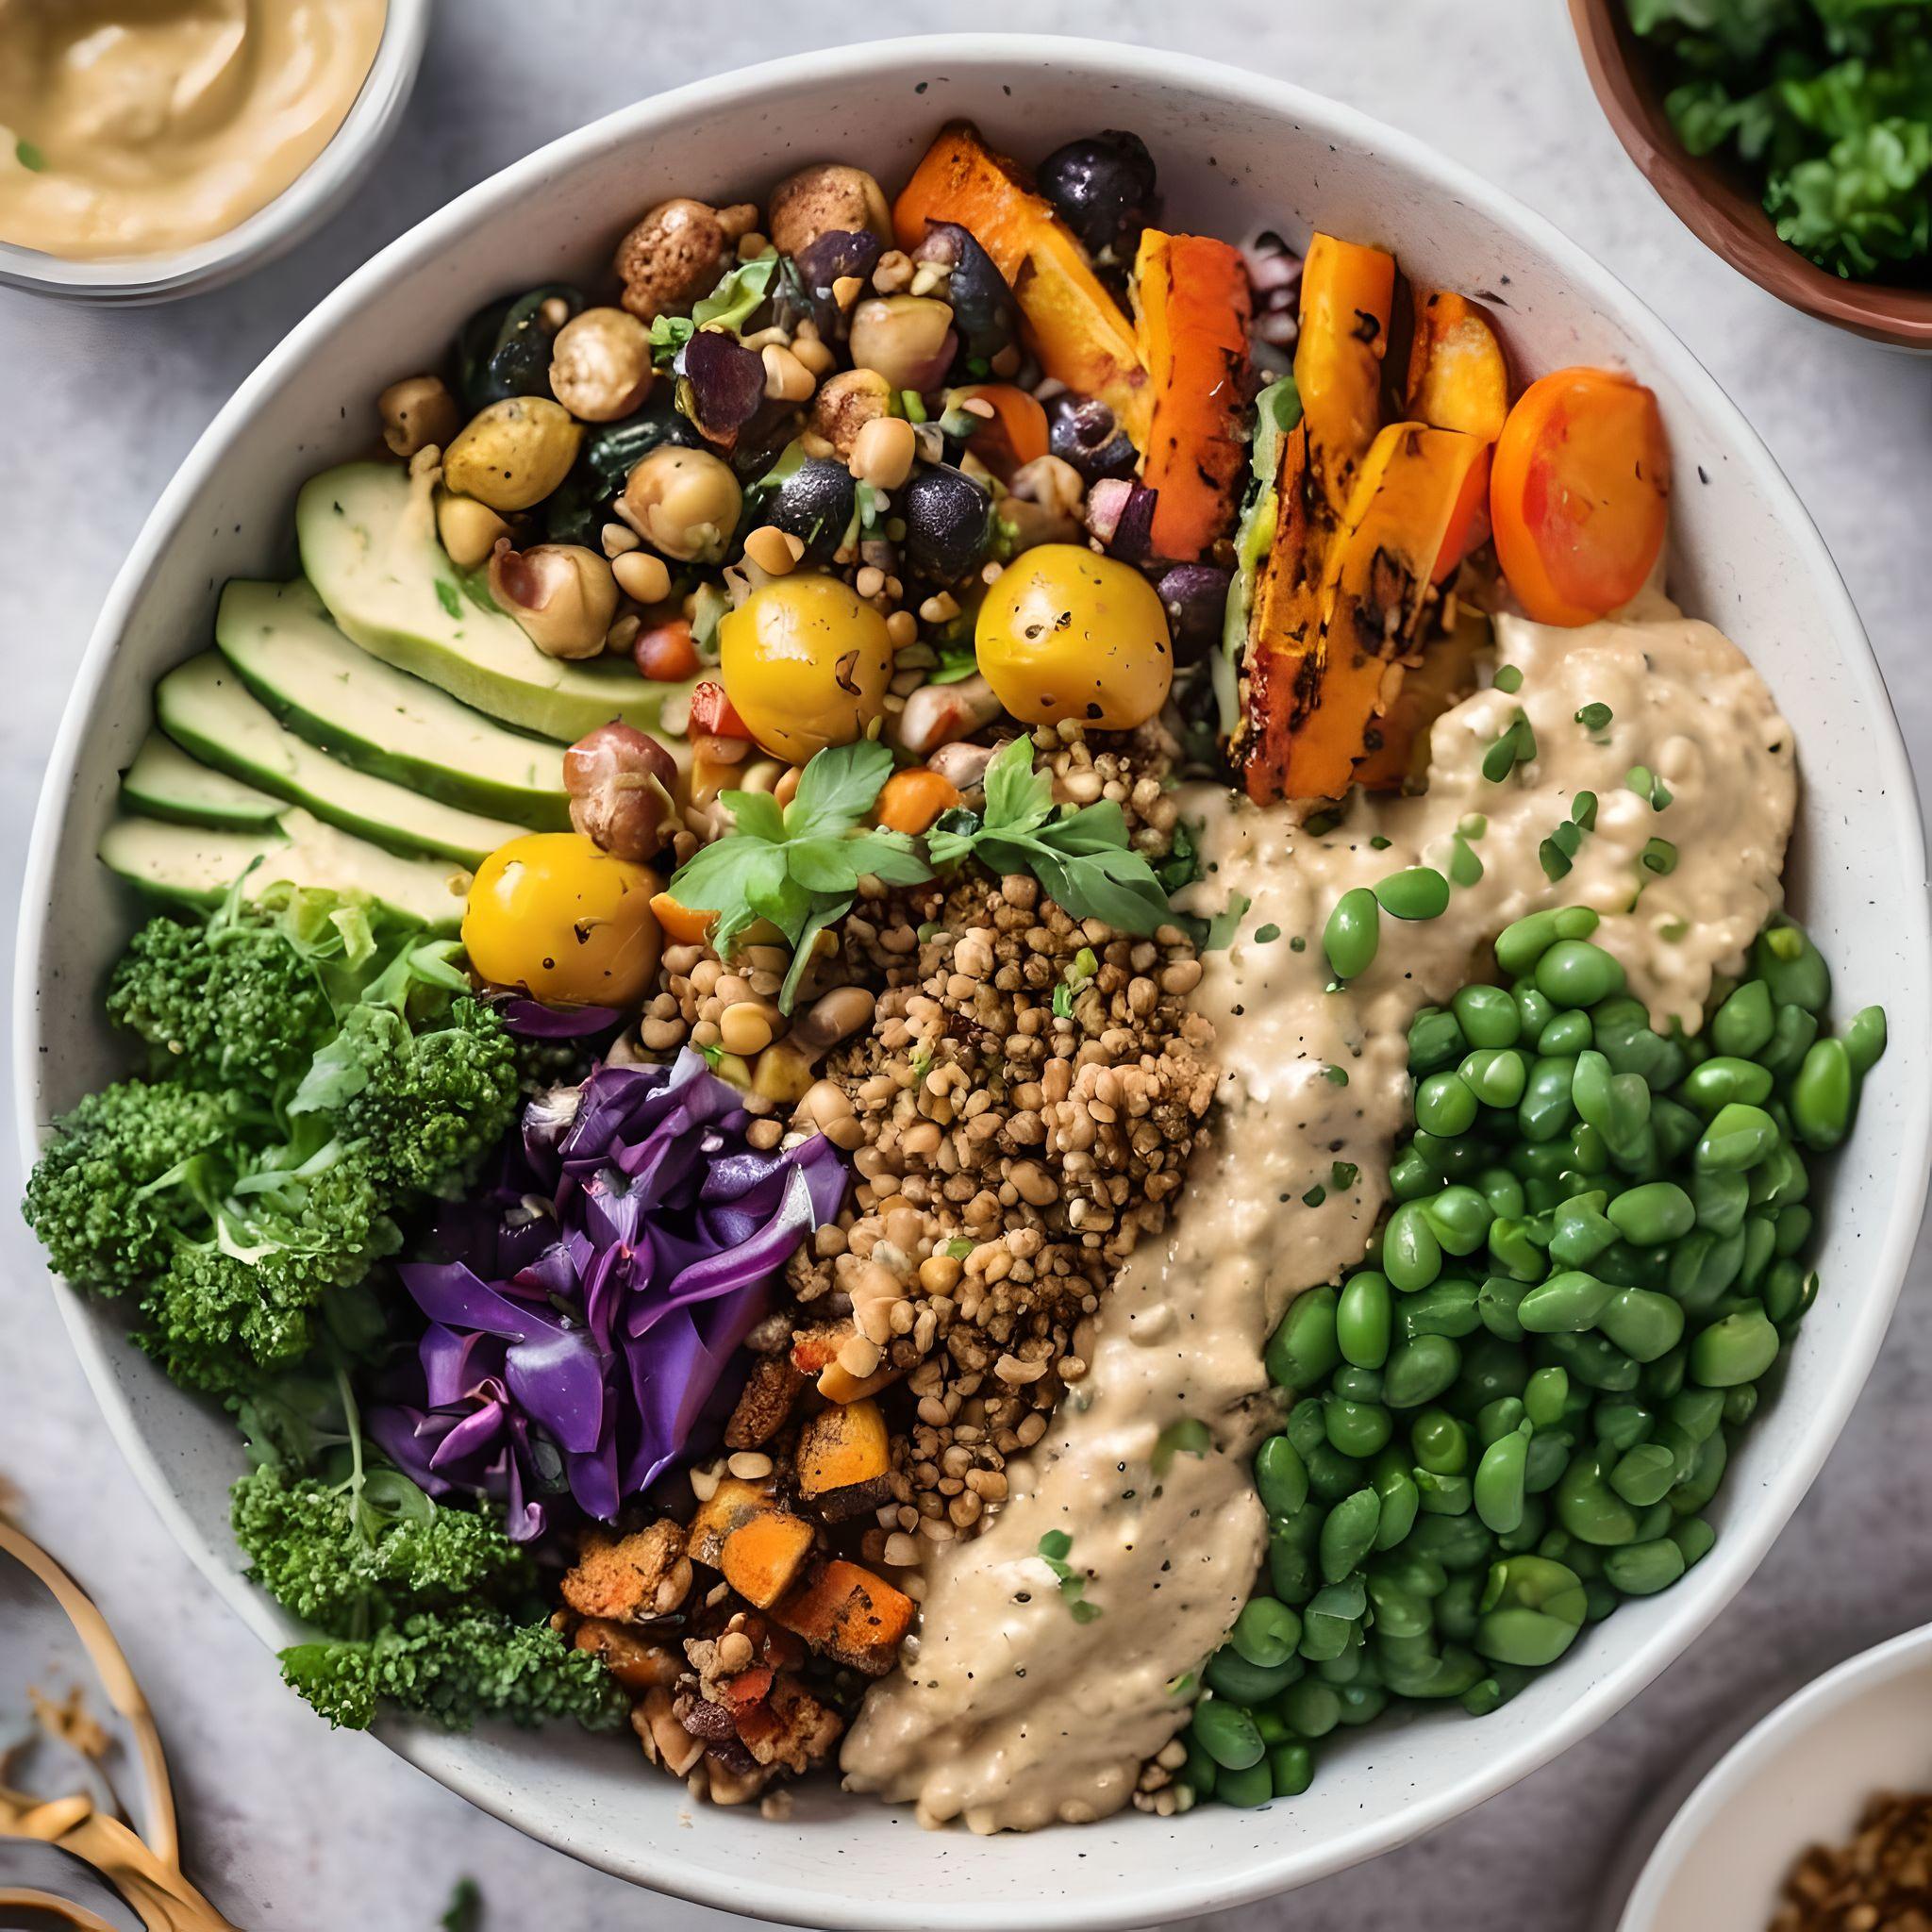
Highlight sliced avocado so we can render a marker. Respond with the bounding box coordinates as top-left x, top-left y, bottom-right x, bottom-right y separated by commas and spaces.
1216, 375, 1302, 735
122, 729, 281, 831
157, 652, 524, 868
100, 808, 466, 932
217, 579, 572, 829
297, 460, 697, 743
